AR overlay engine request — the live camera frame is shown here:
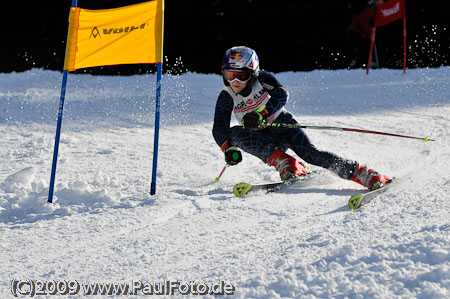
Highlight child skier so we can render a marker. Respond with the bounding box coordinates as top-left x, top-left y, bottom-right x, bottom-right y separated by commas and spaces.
212, 46, 390, 190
